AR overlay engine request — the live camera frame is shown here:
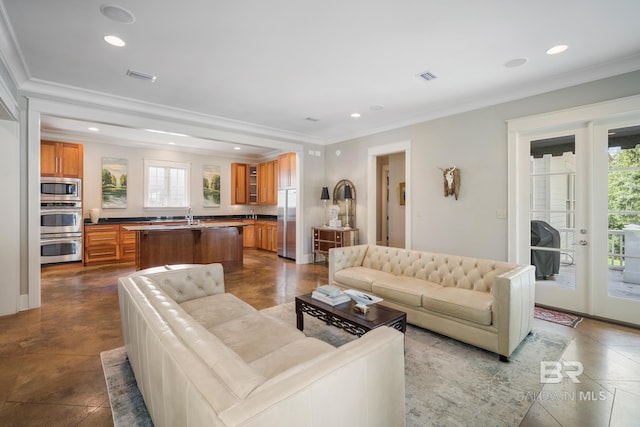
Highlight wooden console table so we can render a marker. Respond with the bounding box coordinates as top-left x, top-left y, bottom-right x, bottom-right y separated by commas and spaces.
312, 226, 359, 262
